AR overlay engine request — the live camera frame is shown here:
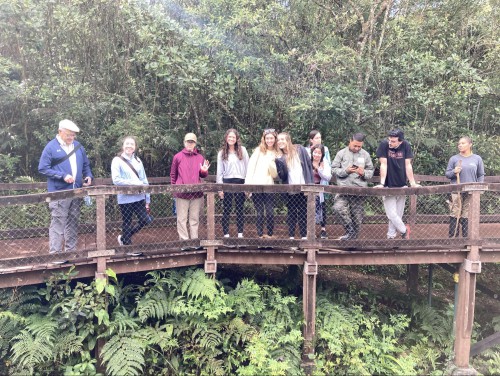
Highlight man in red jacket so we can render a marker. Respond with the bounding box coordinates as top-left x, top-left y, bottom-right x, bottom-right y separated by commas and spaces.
170, 133, 210, 241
